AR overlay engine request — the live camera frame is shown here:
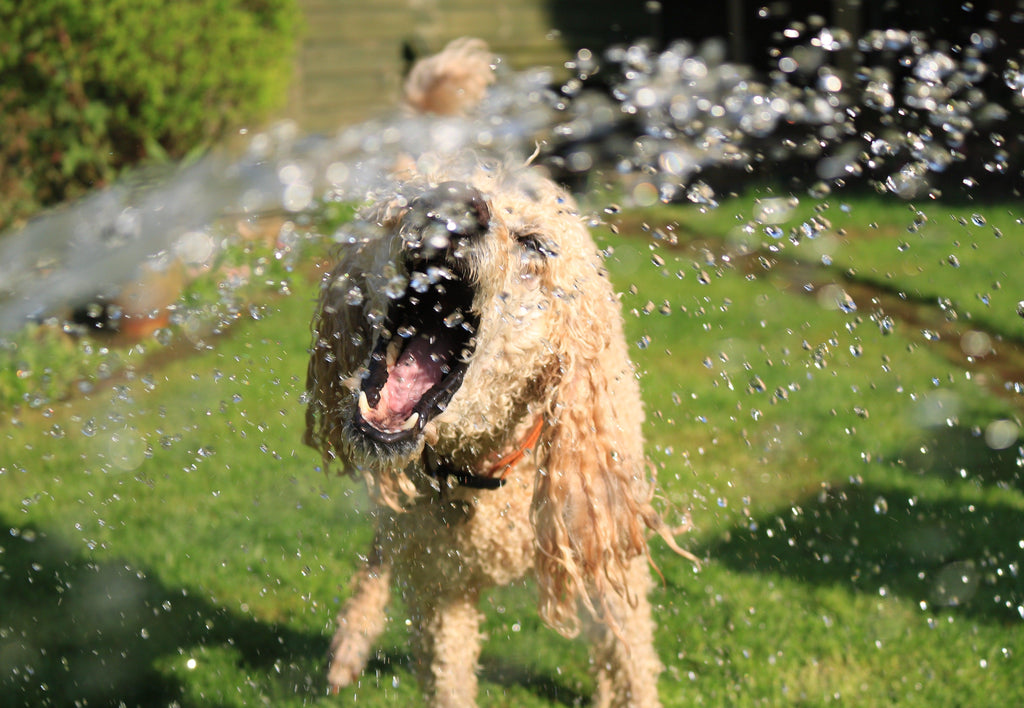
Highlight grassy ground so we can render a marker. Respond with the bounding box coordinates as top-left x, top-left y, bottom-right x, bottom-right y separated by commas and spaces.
1, 187, 1023, 706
